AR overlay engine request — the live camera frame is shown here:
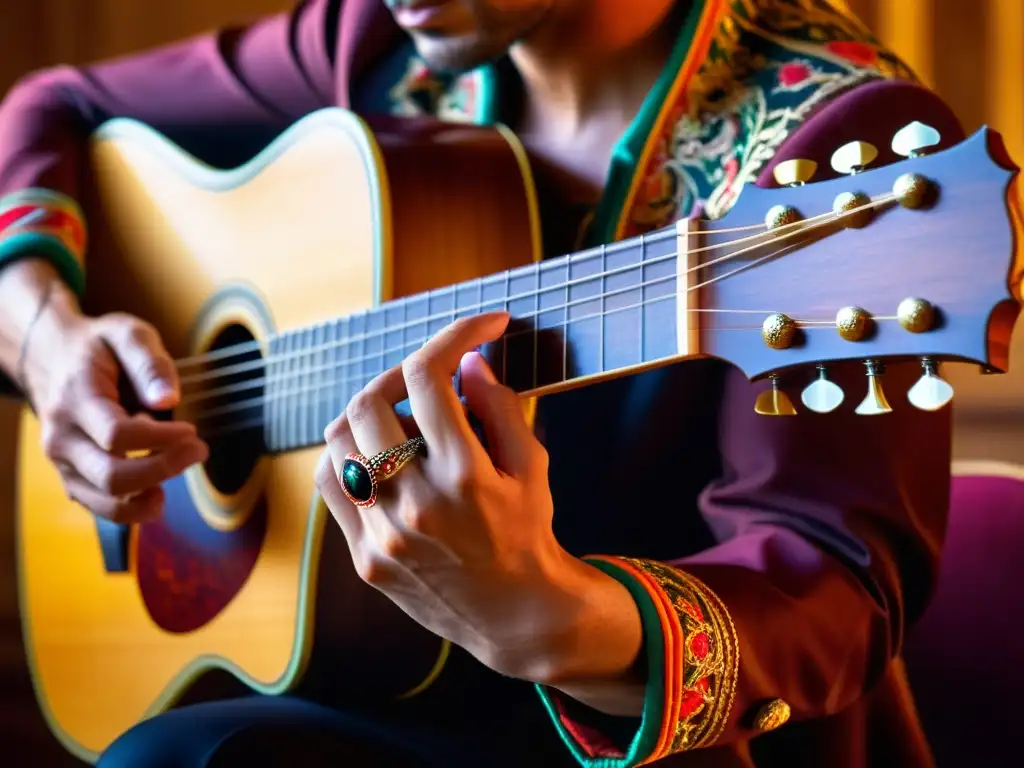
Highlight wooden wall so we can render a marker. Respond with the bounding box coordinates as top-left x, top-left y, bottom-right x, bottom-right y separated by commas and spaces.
0, 0, 1022, 763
